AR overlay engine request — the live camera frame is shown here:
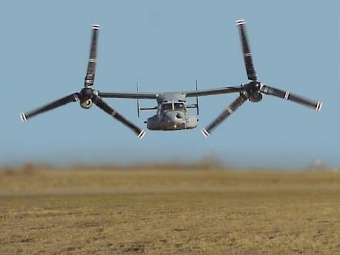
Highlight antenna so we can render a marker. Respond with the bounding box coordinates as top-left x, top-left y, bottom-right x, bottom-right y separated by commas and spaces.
136, 81, 140, 118
195, 79, 200, 115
